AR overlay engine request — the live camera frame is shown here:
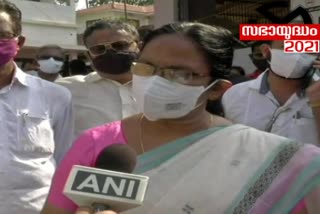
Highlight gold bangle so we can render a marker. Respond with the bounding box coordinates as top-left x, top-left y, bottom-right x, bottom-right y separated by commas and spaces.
309, 101, 320, 108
